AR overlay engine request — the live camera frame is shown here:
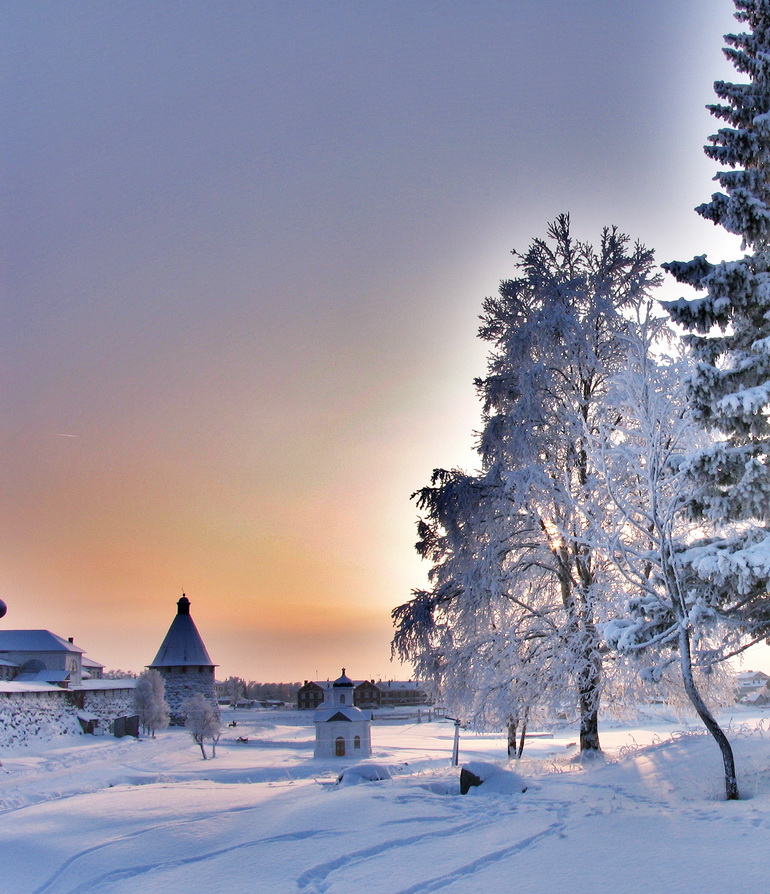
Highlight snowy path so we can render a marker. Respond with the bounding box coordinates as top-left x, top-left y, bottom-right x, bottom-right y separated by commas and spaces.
1, 712, 770, 893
